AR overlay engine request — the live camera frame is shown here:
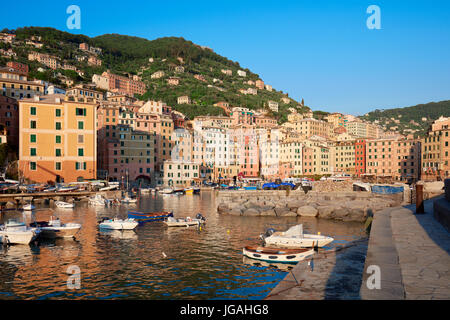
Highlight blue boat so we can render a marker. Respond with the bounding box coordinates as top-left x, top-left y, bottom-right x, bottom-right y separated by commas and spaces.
243, 186, 257, 190
127, 211, 173, 222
